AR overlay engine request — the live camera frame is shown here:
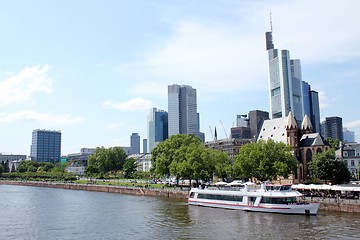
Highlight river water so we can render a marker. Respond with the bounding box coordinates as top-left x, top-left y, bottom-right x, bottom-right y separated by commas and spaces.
0, 185, 359, 240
